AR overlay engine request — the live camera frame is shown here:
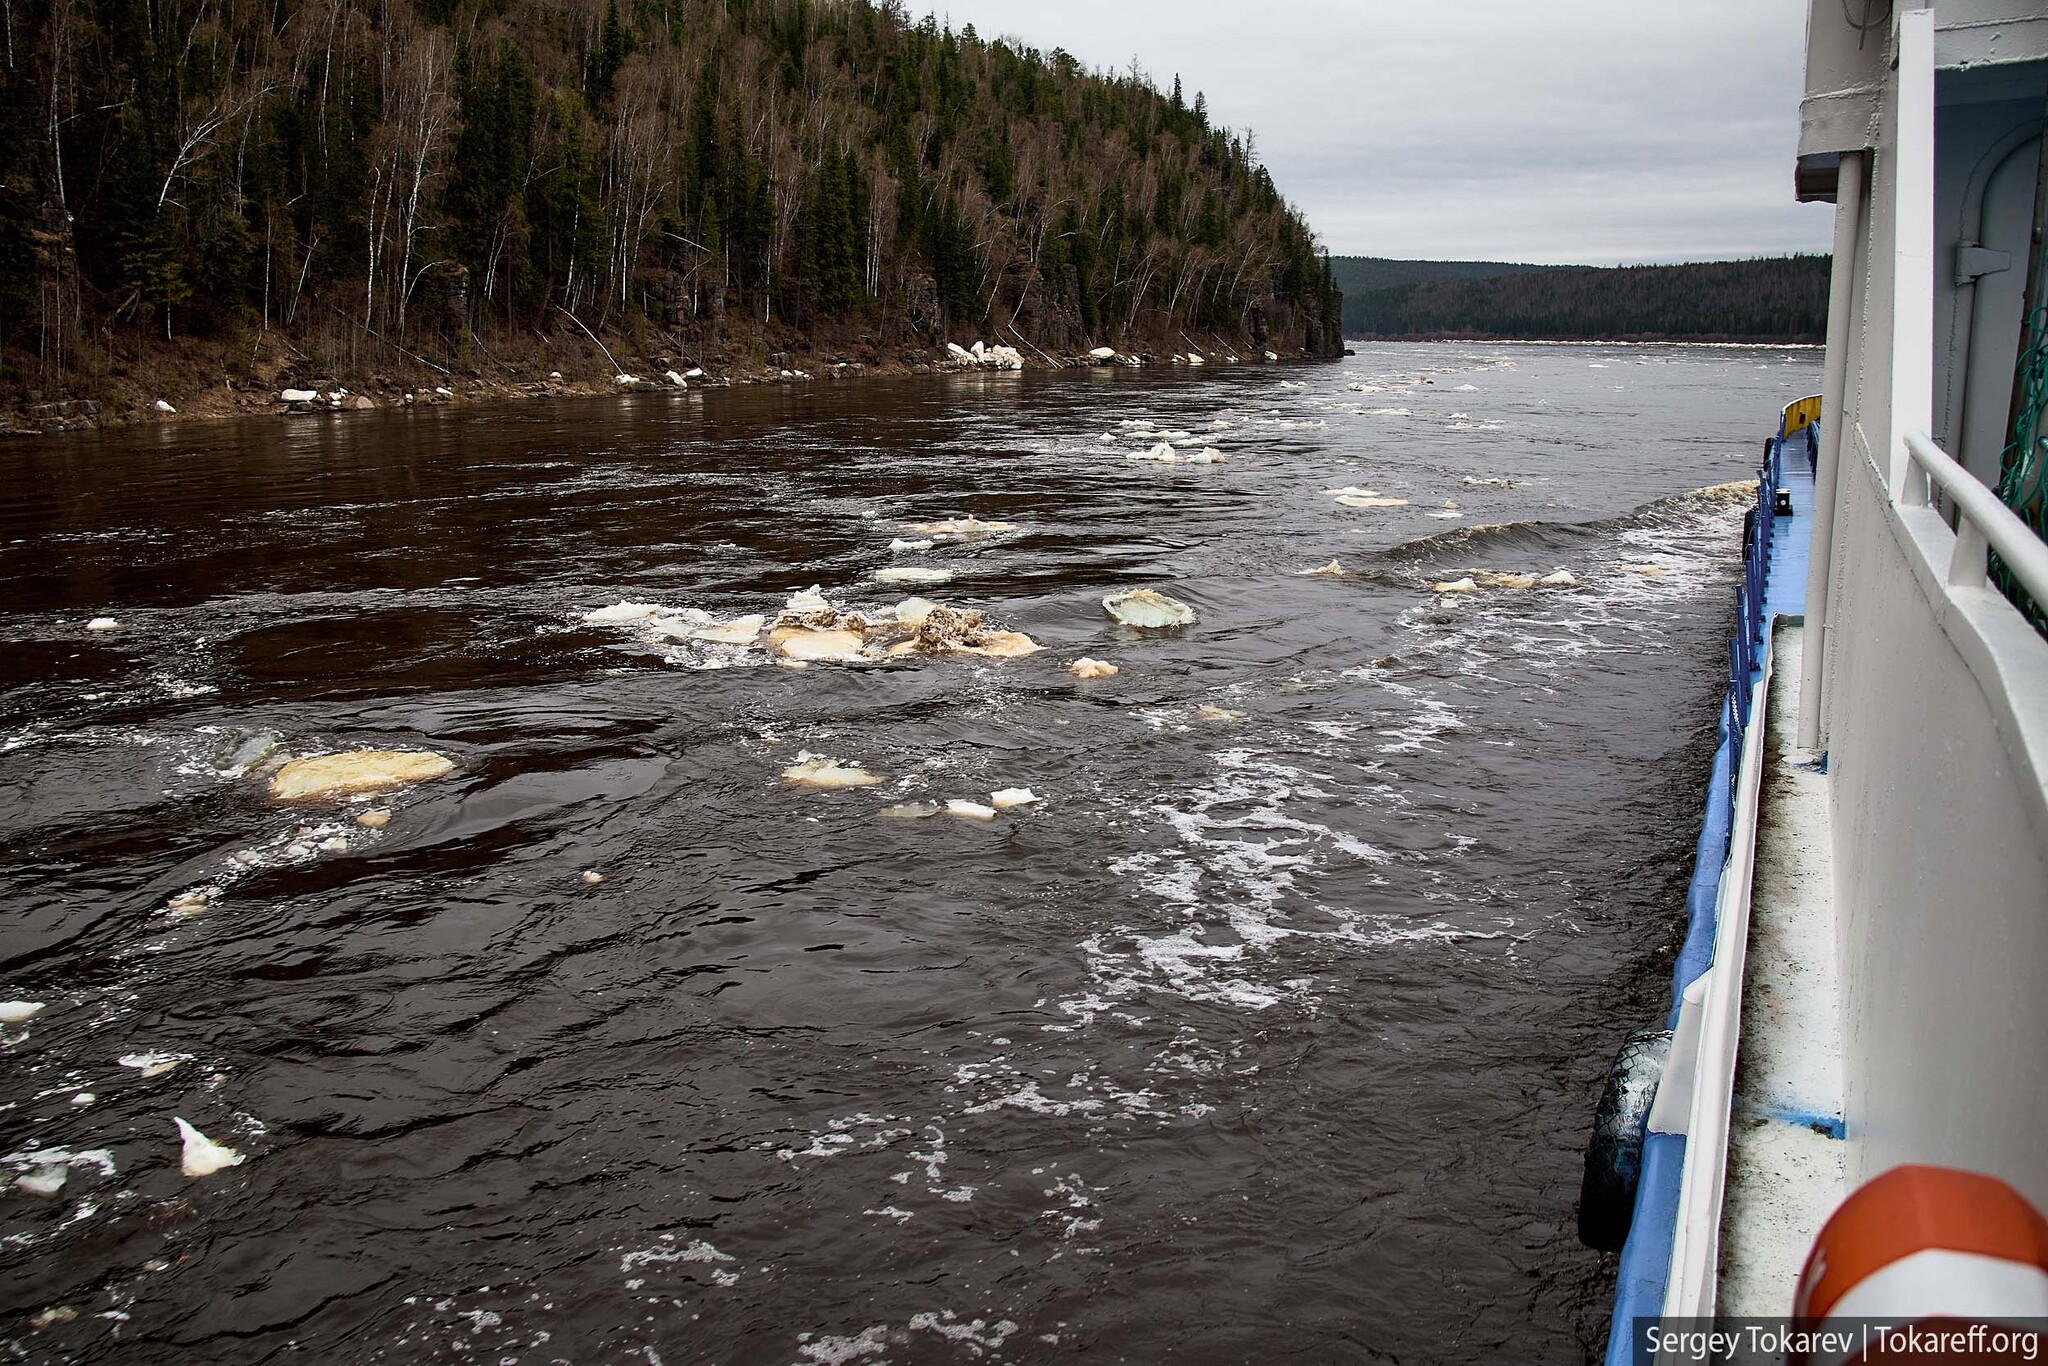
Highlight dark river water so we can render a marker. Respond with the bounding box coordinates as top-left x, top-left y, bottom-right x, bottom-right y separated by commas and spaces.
0, 342, 1819, 1364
